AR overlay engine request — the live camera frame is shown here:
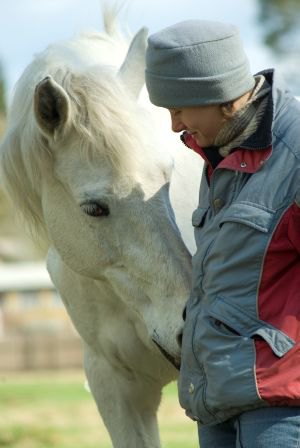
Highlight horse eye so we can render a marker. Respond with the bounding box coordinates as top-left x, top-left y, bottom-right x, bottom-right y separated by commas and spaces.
80, 201, 110, 217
